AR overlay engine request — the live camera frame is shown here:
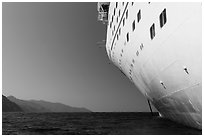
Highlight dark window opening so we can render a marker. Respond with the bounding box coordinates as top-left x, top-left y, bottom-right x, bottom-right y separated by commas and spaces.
119, 10, 120, 17
114, 8, 116, 16
137, 10, 141, 22
140, 43, 144, 50
122, 2, 124, 6
159, 8, 167, 28
132, 20, 135, 31
126, 33, 129, 42
117, 17, 118, 23
116, 2, 118, 8
150, 23, 155, 40
132, 2, 134, 5
117, 34, 119, 40
126, 10, 128, 19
